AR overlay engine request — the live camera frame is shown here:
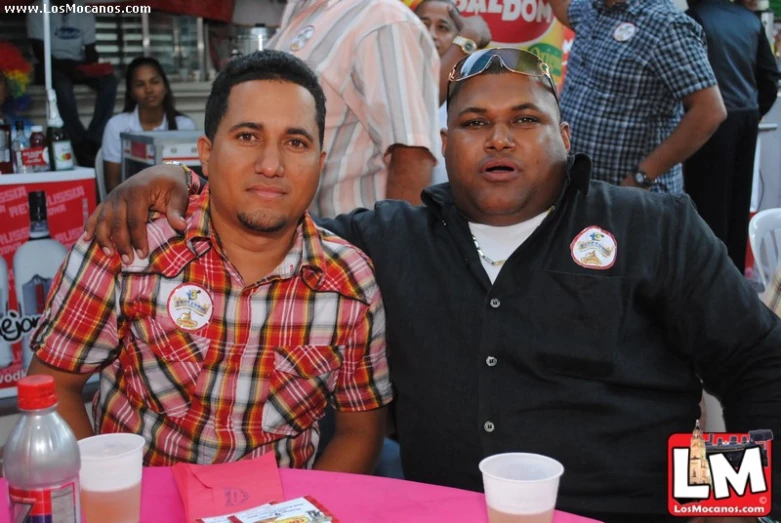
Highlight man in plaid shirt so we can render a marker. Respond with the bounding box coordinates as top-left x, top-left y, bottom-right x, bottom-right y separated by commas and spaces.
27, 50, 393, 471
552, 0, 727, 193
